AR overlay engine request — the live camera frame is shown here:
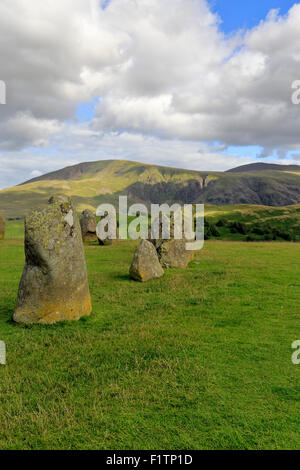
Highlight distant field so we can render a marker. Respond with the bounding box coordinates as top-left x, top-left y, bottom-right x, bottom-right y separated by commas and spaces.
204, 203, 300, 242
0, 221, 299, 450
